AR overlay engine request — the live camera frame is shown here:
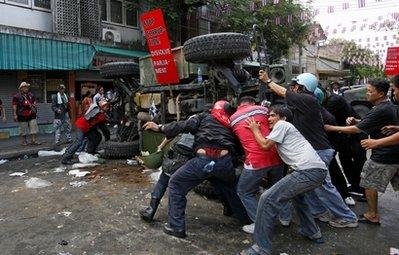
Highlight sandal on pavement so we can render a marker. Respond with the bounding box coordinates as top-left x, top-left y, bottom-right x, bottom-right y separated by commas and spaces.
358, 215, 380, 225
